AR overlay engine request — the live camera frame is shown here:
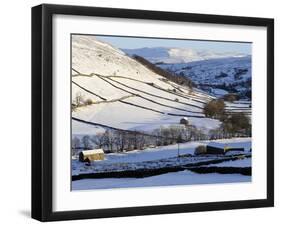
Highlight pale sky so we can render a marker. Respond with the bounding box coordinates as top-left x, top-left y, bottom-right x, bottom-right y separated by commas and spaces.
95, 35, 252, 55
